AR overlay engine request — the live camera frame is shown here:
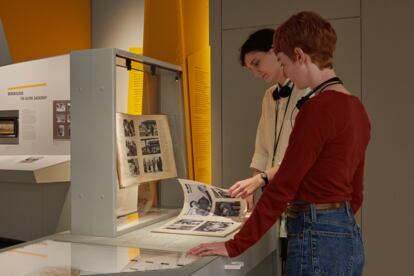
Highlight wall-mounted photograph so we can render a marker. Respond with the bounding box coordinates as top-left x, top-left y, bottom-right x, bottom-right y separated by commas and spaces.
53, 100, 70, 140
